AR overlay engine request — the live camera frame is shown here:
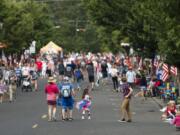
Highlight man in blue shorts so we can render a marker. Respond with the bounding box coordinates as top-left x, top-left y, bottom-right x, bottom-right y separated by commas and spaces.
59, 76, 75, 121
